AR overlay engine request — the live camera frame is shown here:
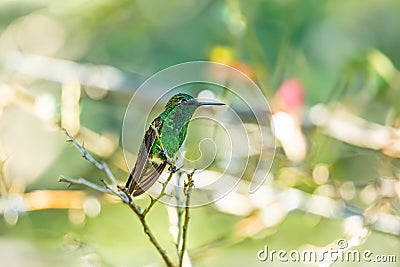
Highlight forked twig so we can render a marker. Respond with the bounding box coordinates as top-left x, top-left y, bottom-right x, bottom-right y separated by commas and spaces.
63, 129, 119, 186
60, 129, 175, 267
142, 170, 175, 217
